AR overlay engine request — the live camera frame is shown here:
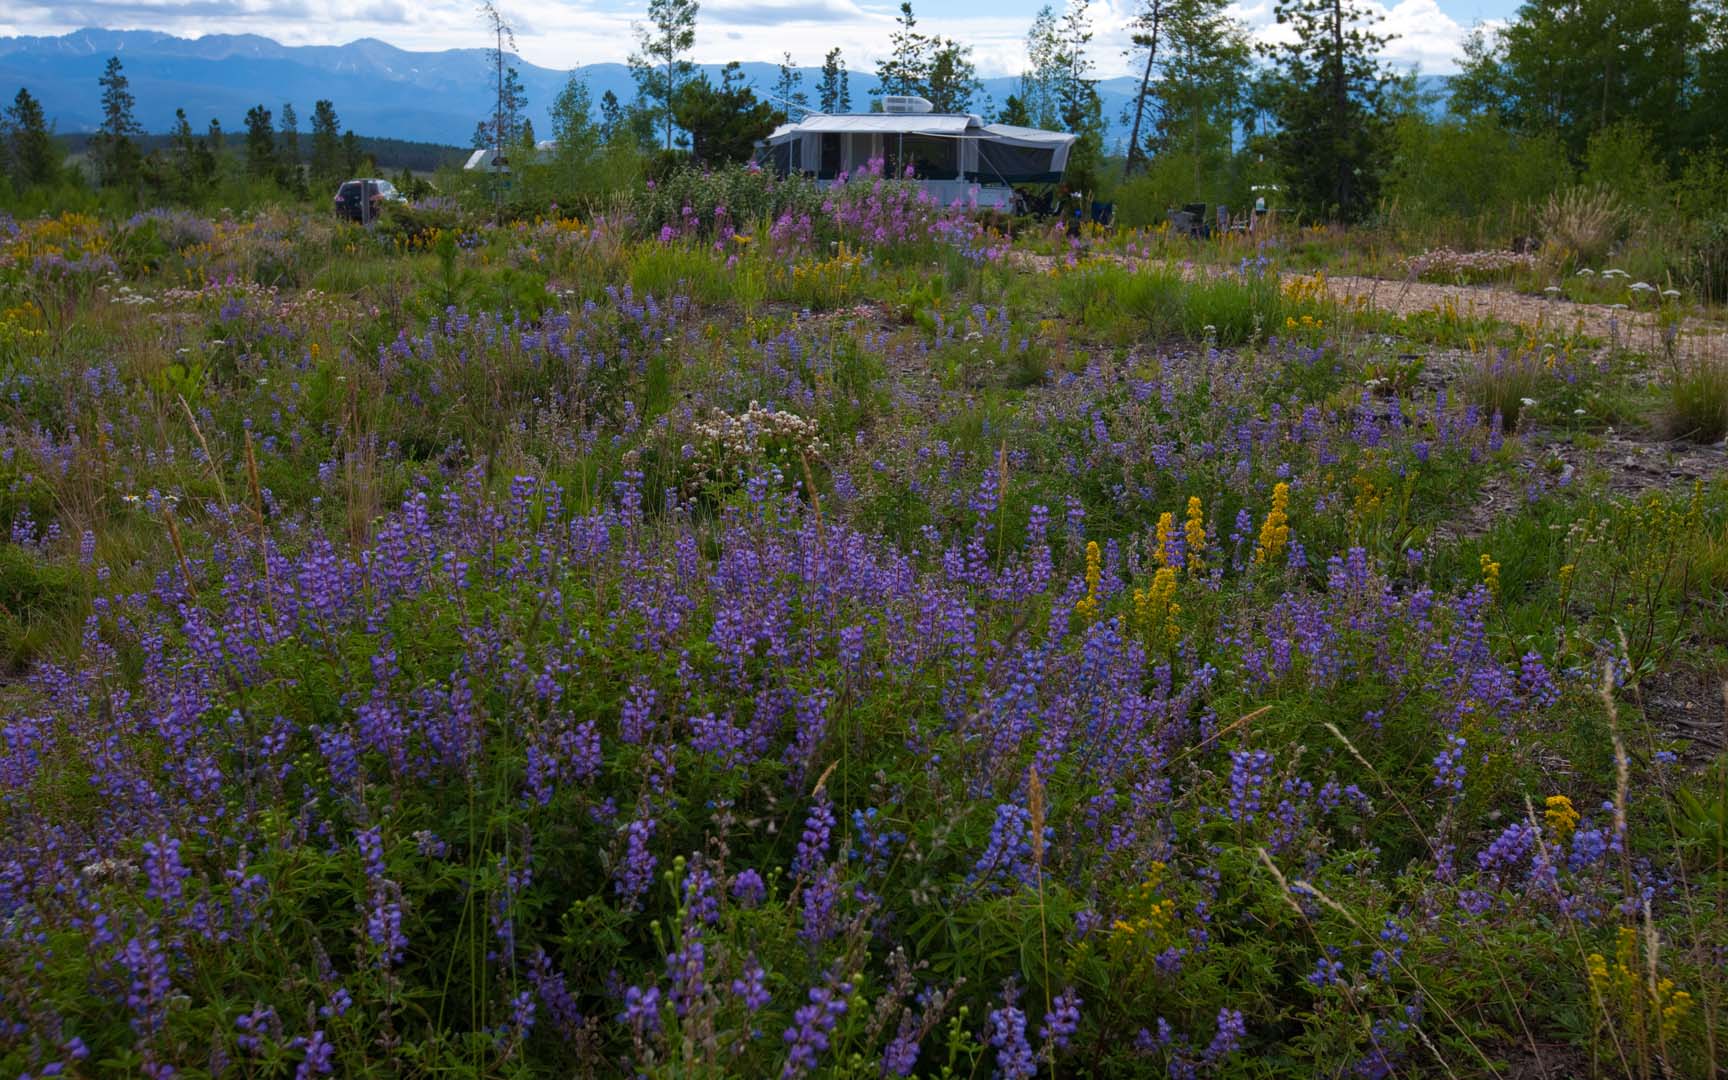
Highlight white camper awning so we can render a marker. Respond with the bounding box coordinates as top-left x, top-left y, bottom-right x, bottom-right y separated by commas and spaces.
787, 114, 977, 136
